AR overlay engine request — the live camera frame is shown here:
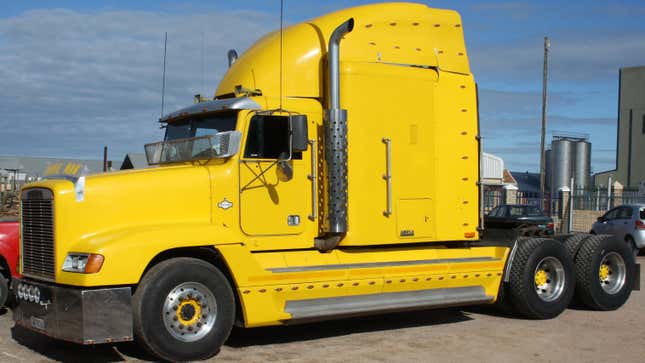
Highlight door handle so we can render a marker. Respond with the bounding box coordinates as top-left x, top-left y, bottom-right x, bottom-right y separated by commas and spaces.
307, 139, 317, 221
382, 137, 392, 217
